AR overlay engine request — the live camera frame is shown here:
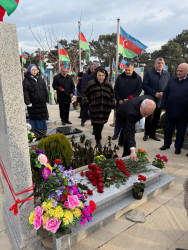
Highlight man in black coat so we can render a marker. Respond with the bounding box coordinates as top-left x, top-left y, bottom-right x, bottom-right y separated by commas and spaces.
112, 62, 142, 143
160, 63, 188, 154
143, 58, 170, 141
116, 95, 156, 161
53, 66, 75, 125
